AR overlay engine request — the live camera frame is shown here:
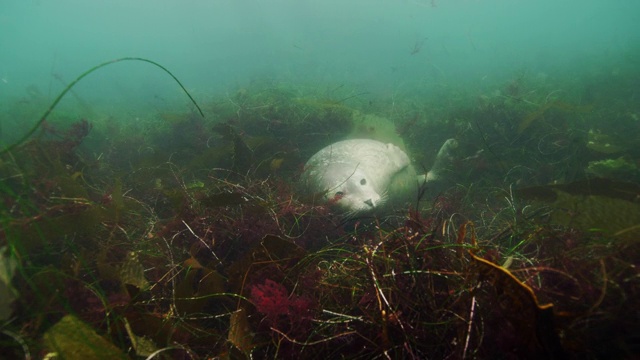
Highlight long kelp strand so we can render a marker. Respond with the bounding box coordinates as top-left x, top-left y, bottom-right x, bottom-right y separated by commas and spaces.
0, 57, 204, 155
